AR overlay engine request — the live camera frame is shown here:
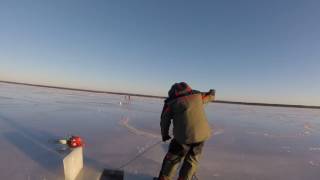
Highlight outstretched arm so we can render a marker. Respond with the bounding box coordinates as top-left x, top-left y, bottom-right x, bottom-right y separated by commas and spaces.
202, 89, 216, 104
